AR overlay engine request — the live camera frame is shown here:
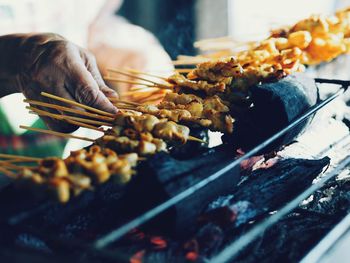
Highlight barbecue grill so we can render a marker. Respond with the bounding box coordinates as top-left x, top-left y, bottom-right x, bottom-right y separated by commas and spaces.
0, 76, 350, 263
